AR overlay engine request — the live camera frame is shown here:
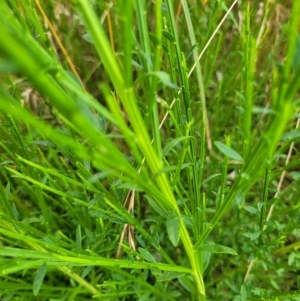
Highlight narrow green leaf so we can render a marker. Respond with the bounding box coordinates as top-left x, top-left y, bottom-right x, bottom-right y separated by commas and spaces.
293, 35, 300, 70
202, 251, 211, 272
263, 220, 276, 234
178, 276, 197, 294
133, 281, 141, 297
148, 71, 180, 90
5, 183, 10, 201
150, 71, 171, 85
0, 247, 192, 273
136, 235, 146, 248
214, 141, 243, 162
243, 206, 260, 215
234, 192, 245, 209
0, 58, 19, 73
33, 263, 46, 296
11, 203, 18, 220
88, 195, 102, 208
76, 224, 82, 253
281, 130, 300, 141
31, 140, 55, 147
0, 160, 14, 167
166, 211, 180, 247
138, 292, 151, 301
185, 43, 198, 60
138, 248, 156, 263
242, 231, 261, 240
197, 241, 238, 255
83, 159, 91, 172
136, 71, 180, 90
252, 106, 275, 115
146, 196, 167, 218
81, 266, 93, 279
82, 32, 94, 44
240, 284, 247, 301
158, 271, 186, 281
131, 59, 143, 70
290, 171, 300, 180
150, 234, 160, 249
200, 173, 221, 187
162, 30, 175, 42
97, 114, 106, 132
162, 136, 193, 157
